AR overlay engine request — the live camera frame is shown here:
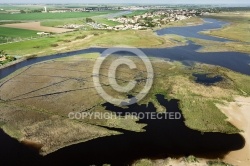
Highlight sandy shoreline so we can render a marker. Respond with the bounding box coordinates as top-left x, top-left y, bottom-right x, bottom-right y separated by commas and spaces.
217, 96, 250, 166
